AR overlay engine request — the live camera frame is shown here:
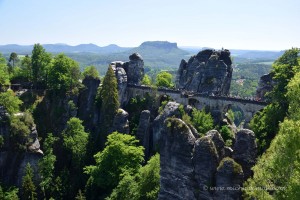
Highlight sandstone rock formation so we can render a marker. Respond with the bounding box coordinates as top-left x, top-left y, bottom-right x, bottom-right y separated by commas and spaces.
77, 76, 100, 130
256, 73, 275, 101
158, 117, 248, 200
233, 129, 257, 180
152, 102, 181, 151
193, 136, 219, 199
110, 61, 128, 105
136, 110, 152, 159
176, 49, 233, 96
159, 118, 197, 200
110, 53, 145, 105
214, 157, 244, 200
111, 108, 130, 134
